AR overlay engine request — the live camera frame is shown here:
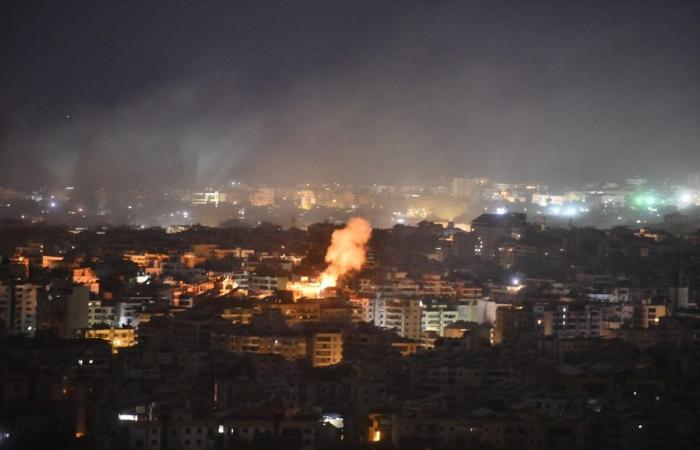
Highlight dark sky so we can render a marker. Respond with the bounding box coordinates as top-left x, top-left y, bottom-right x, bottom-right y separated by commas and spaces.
1, 0, 699, 190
